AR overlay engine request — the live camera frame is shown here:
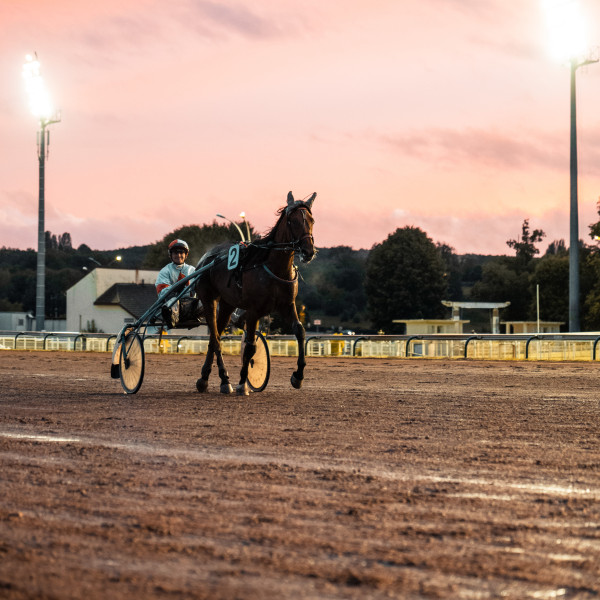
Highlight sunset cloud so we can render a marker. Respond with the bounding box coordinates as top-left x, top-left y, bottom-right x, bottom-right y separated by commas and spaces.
2, 0, 600, 256
381, 127, 566, 171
